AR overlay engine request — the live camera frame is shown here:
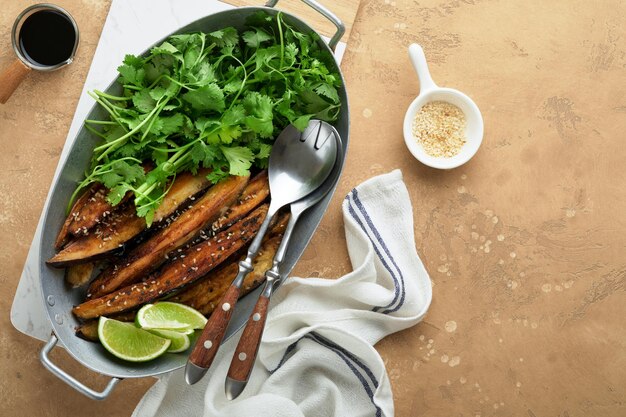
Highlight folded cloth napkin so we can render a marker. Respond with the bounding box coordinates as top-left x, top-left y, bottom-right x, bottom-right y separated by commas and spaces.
133, 169, 432, 417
